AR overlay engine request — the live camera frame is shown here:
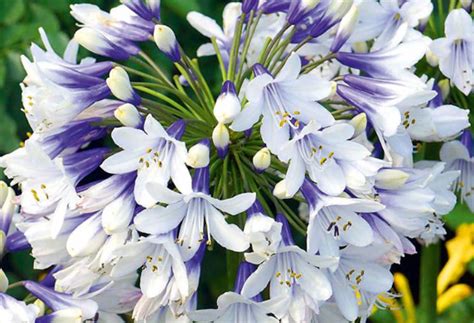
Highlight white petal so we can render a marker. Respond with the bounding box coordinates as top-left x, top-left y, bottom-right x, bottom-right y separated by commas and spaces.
205, 193, 256, 215
207, 204, 249, 252
187, 12, 226, 40
241, 257, 276, 298
440, 141, 470, 163
231, 101, 263, 132
100, 150, 141, 174
134, 203, 187, 235
275, 53, 301, 82
445, 9, 473, 40
143, 115, 168, 138
146, 182, 184, 204
284, 155, 306, 197
331, 275, 358, 321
